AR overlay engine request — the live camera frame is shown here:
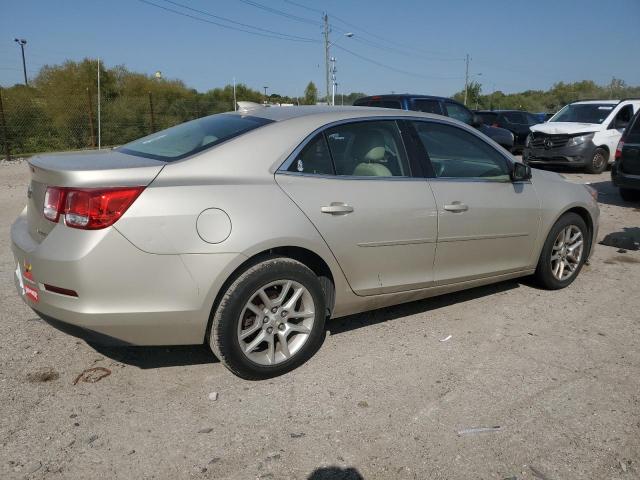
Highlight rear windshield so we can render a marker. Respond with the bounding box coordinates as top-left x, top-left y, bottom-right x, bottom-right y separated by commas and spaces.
549, 103, 614, 124
117, 114, 273, 161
